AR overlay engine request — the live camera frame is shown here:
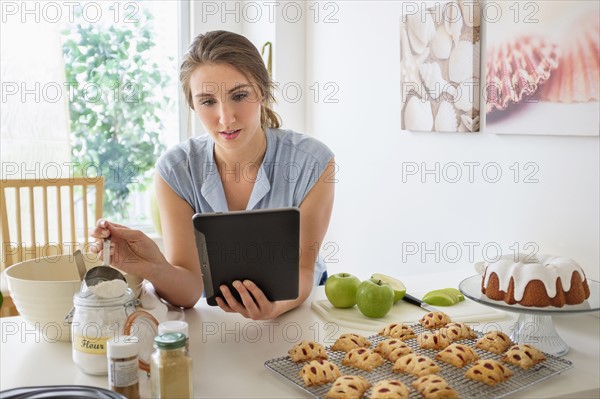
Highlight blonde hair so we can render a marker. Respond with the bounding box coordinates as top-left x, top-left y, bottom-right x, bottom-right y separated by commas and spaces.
180, 30, 281, 129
